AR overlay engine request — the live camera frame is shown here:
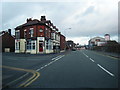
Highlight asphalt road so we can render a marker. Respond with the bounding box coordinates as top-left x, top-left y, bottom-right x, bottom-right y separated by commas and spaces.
2, 50, 120, 89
